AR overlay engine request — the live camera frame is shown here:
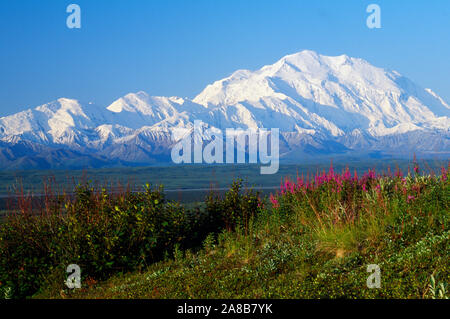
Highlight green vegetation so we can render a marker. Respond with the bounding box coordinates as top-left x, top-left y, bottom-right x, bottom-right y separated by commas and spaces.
0, 180, 260, 299
0, 159, 446, 200
0, 162, 448, 299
